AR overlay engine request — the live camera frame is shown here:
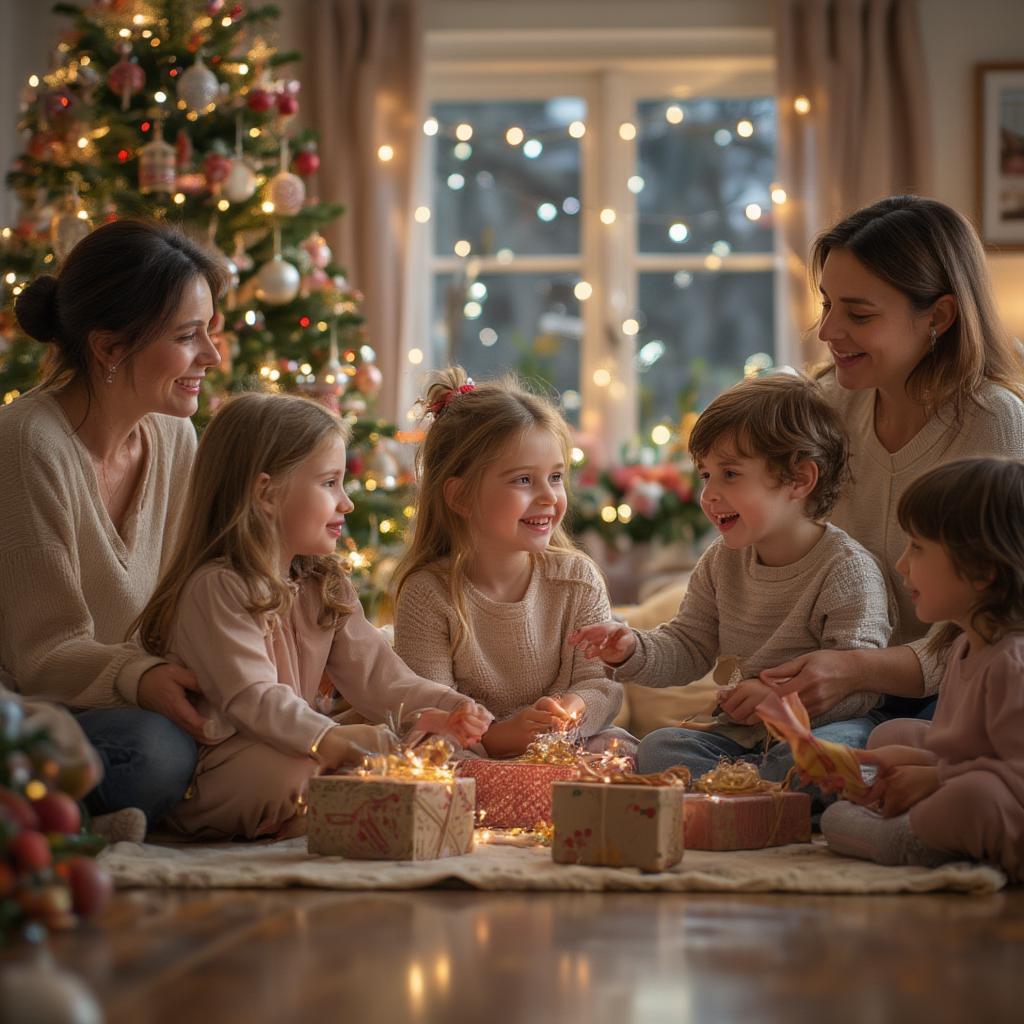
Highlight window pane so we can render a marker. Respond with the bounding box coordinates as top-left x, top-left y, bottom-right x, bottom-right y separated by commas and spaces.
431, 99, 585, 257
635, 98, 776, 255
430, 271, 582, 424
635, 271, 775, 431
